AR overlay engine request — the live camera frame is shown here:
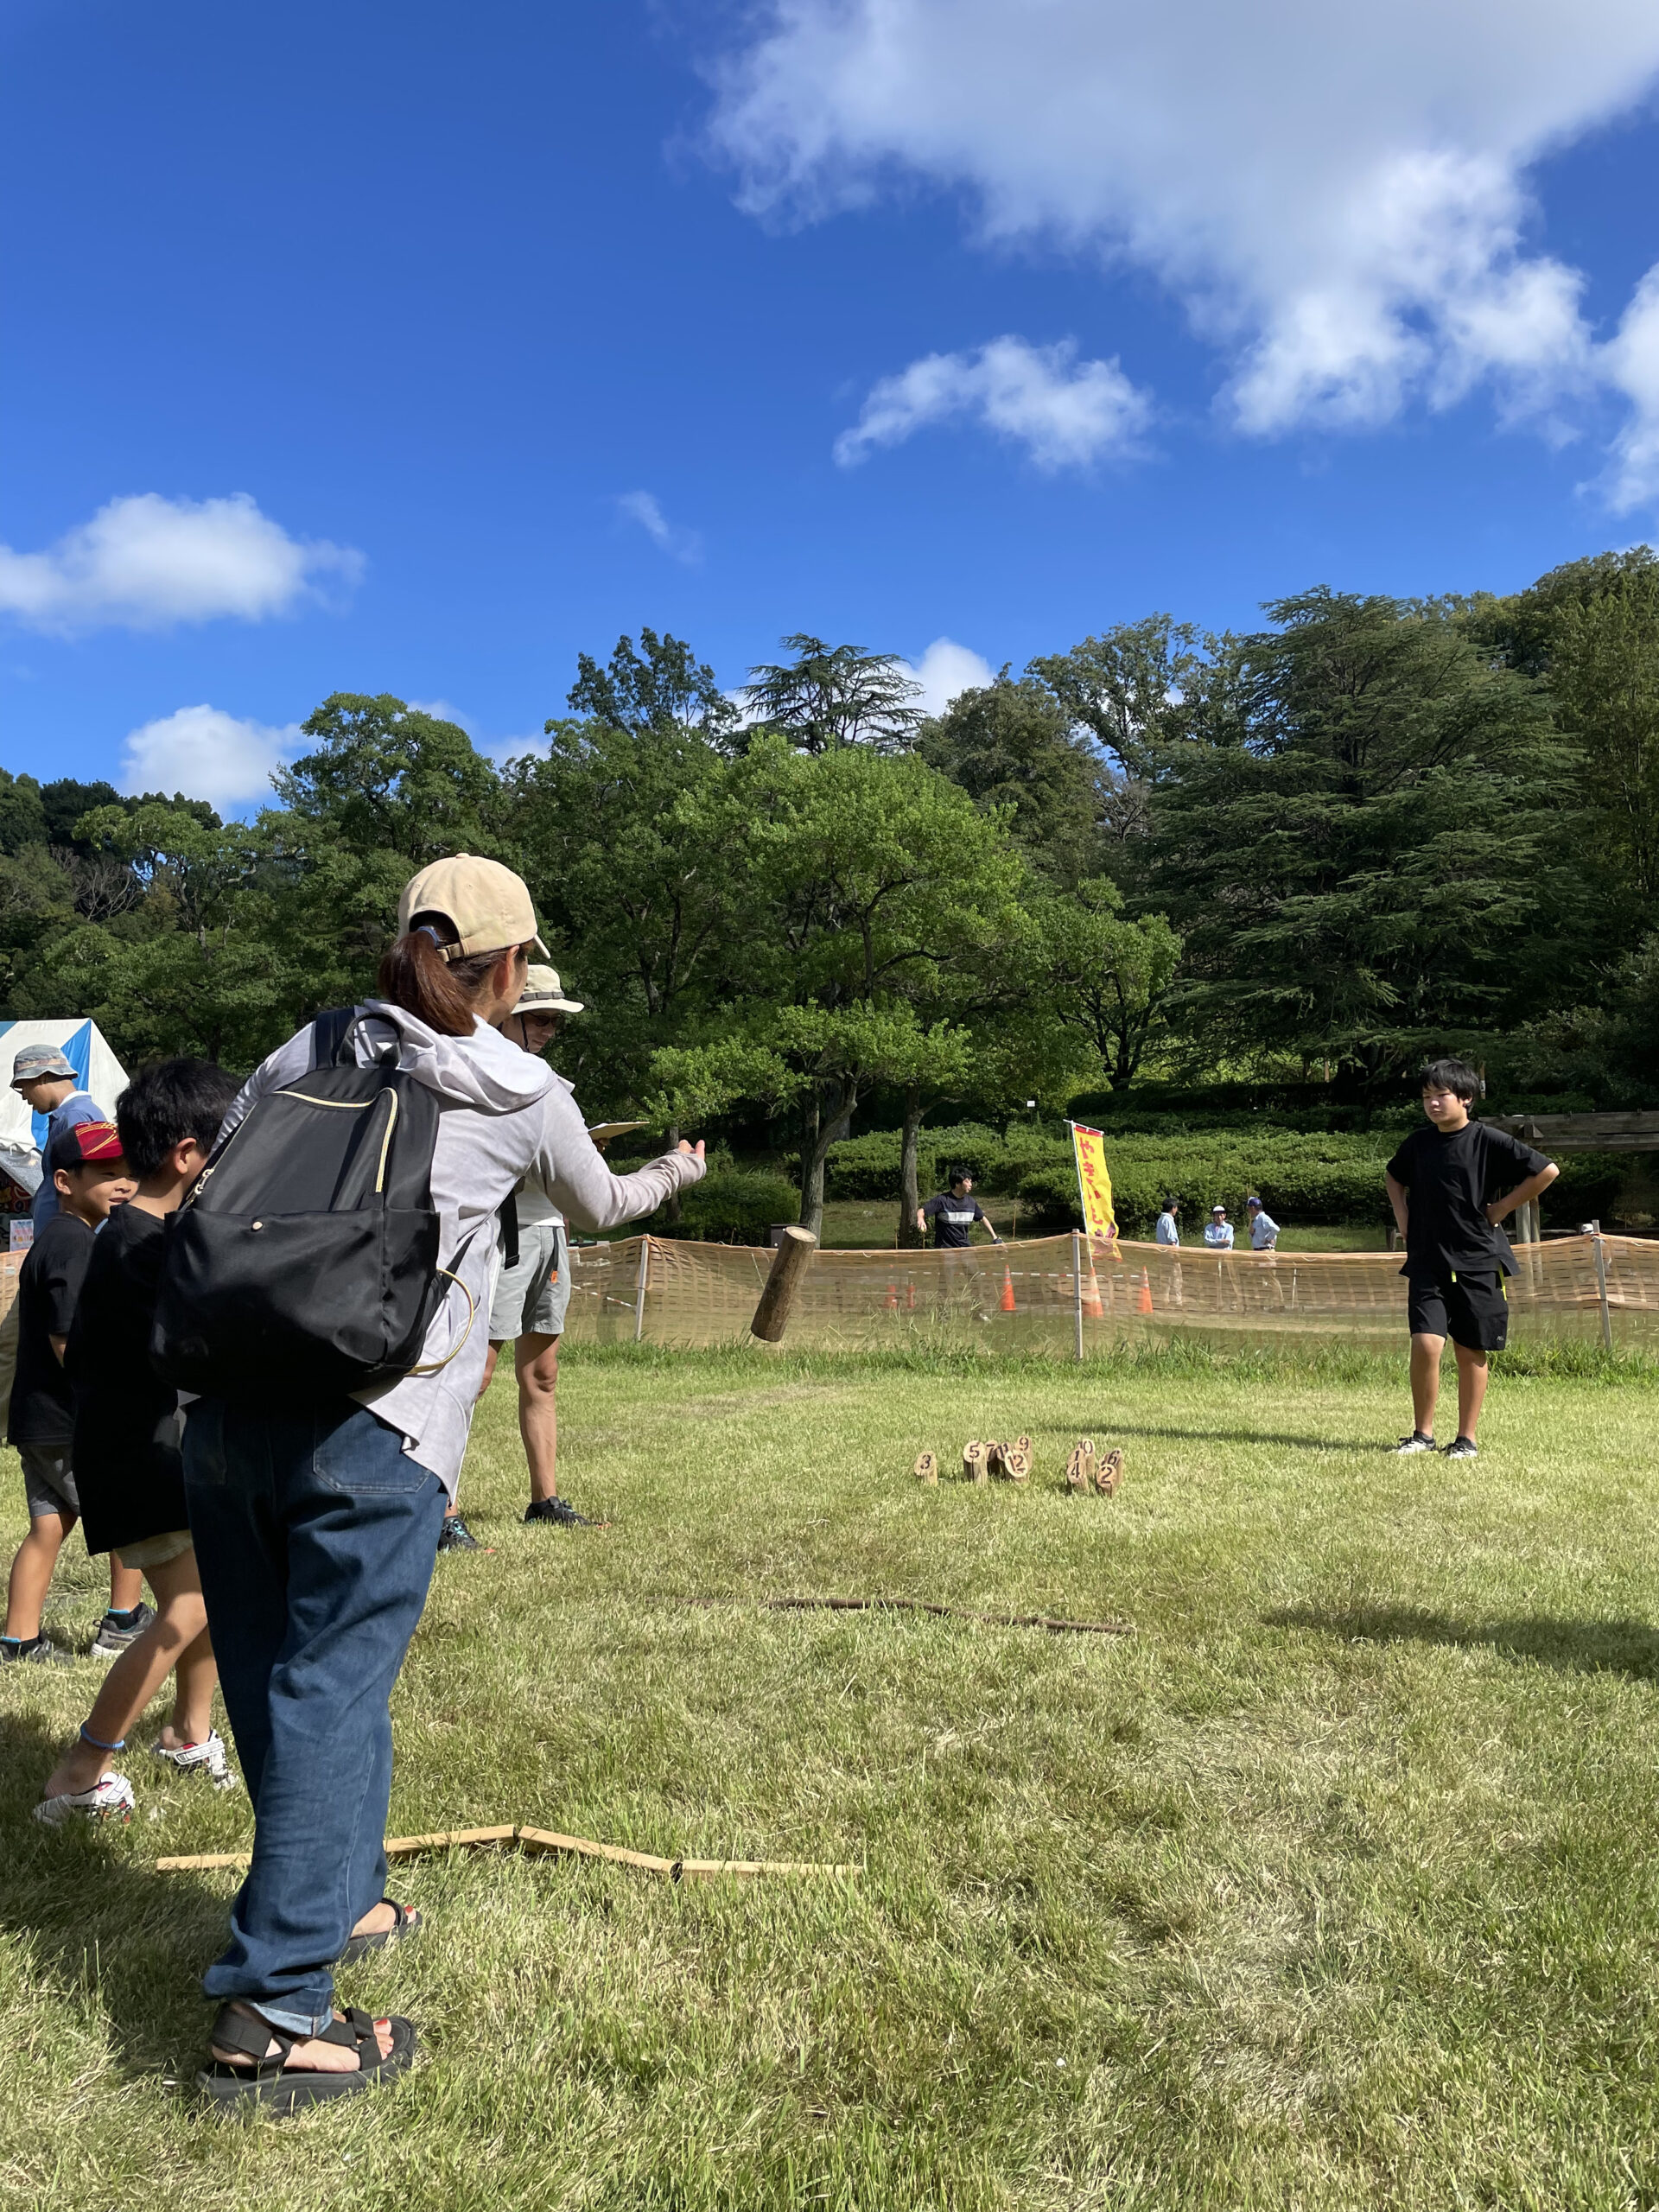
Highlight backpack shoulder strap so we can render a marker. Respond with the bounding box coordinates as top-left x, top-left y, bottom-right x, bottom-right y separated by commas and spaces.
309, 1007, 356, 1069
